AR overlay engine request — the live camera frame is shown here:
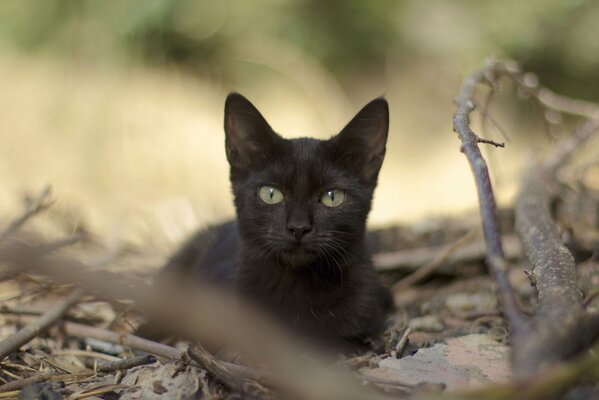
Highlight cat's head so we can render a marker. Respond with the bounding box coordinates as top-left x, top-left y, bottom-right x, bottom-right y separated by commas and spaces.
224, 93, 388, 268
